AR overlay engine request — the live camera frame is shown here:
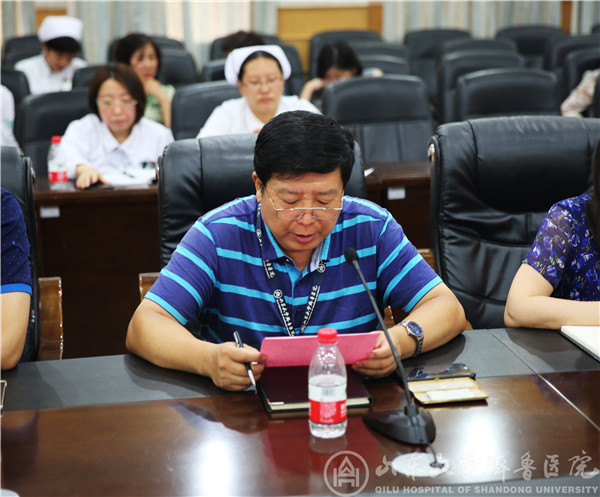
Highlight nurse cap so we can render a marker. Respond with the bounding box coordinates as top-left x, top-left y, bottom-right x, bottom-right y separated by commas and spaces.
38, 16, 83, 43
224, 45, 291, 85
